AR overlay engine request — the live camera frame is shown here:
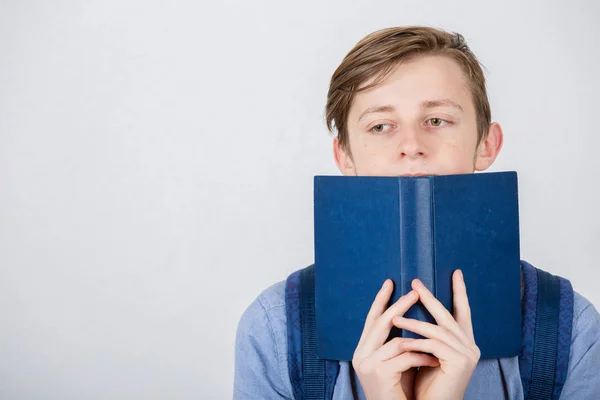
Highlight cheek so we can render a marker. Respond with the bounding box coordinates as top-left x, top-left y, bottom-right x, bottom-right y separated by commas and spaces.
353, 138, 381, 161
351, 141, 395, 175
438, 139, 477, 172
